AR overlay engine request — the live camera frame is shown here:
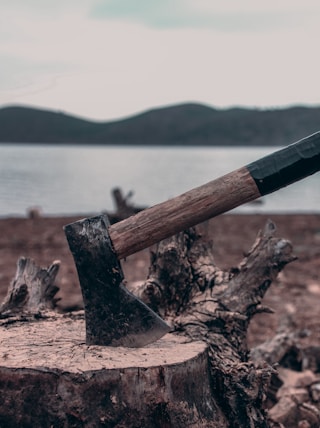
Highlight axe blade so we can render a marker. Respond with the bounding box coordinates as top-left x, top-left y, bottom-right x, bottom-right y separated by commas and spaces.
64, 214, 170, 348
109, 284, 170, 347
